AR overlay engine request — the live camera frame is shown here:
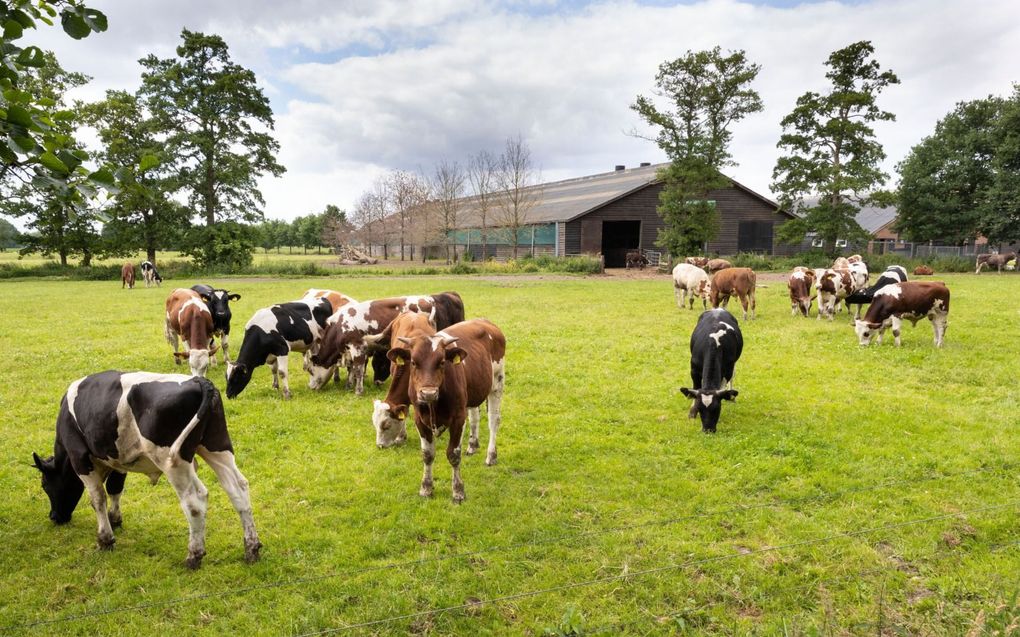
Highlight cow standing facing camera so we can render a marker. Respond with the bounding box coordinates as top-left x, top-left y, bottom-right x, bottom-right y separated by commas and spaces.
681, 309, 743, 433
